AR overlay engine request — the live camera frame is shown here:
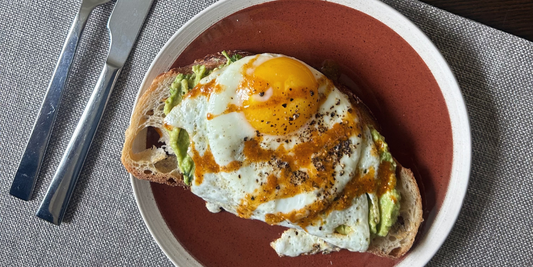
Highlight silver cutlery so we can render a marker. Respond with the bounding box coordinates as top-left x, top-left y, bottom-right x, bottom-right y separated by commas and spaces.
36, 0, 154, 225
9, 0, 111, 201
